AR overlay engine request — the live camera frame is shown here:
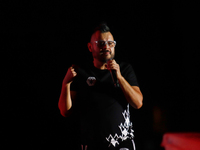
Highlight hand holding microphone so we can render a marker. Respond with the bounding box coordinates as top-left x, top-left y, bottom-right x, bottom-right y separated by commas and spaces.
107, 59, 121, 87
